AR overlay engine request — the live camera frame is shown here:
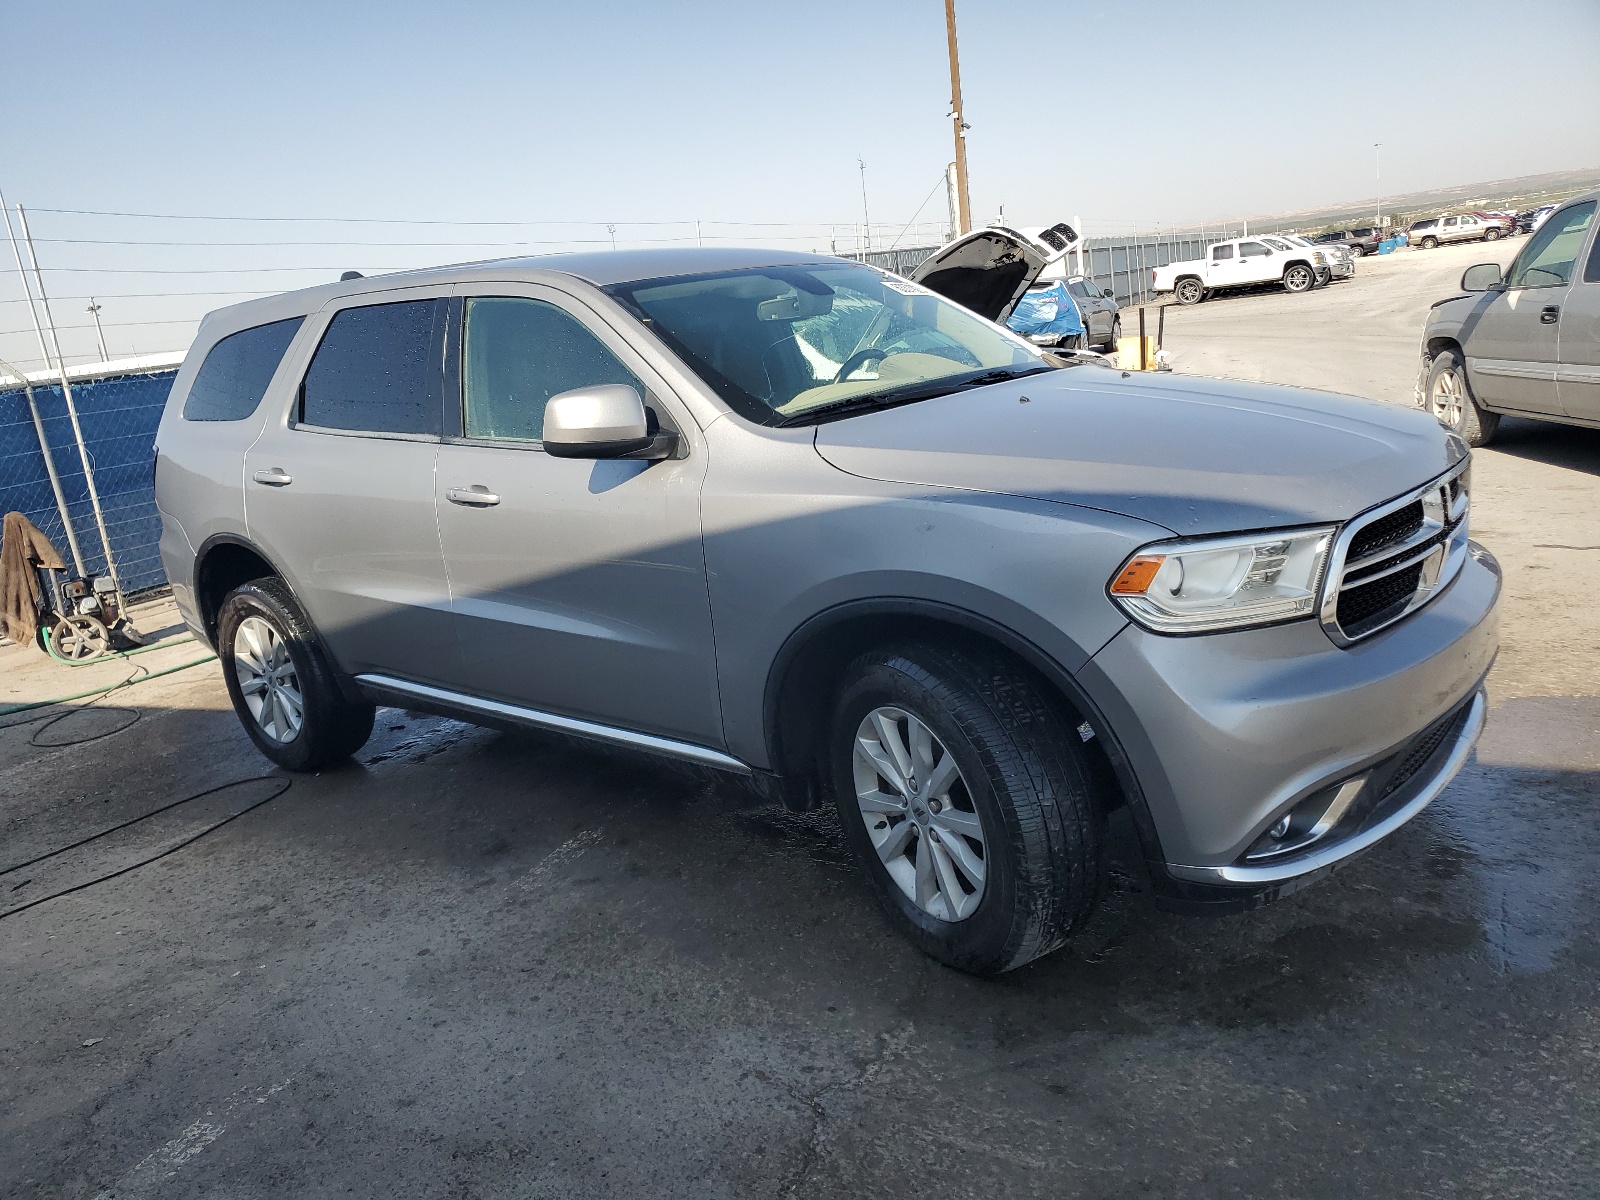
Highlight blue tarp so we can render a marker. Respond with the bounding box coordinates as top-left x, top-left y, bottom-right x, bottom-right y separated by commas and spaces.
1006, 282, 1084, 339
